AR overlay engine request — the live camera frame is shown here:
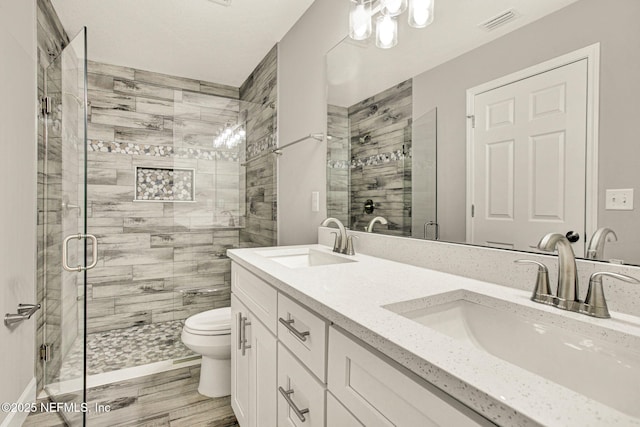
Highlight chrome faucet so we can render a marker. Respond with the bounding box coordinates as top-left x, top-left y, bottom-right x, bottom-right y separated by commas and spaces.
321, 217, 348, 254
537, 233, 580, 310
586, 227, 617, 260
581, 272, 640, 318
519, 231, 639, 318
365, 216, 388, 232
